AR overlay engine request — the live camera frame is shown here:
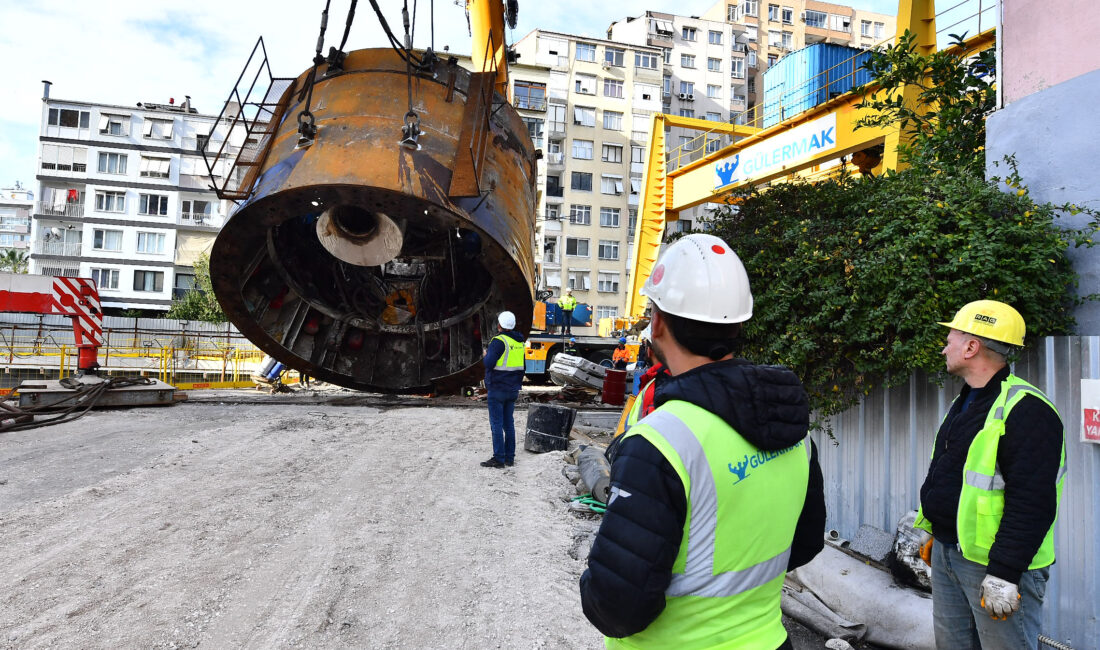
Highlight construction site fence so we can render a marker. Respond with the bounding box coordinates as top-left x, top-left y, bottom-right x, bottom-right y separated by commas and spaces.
814, 336, 1098, 650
